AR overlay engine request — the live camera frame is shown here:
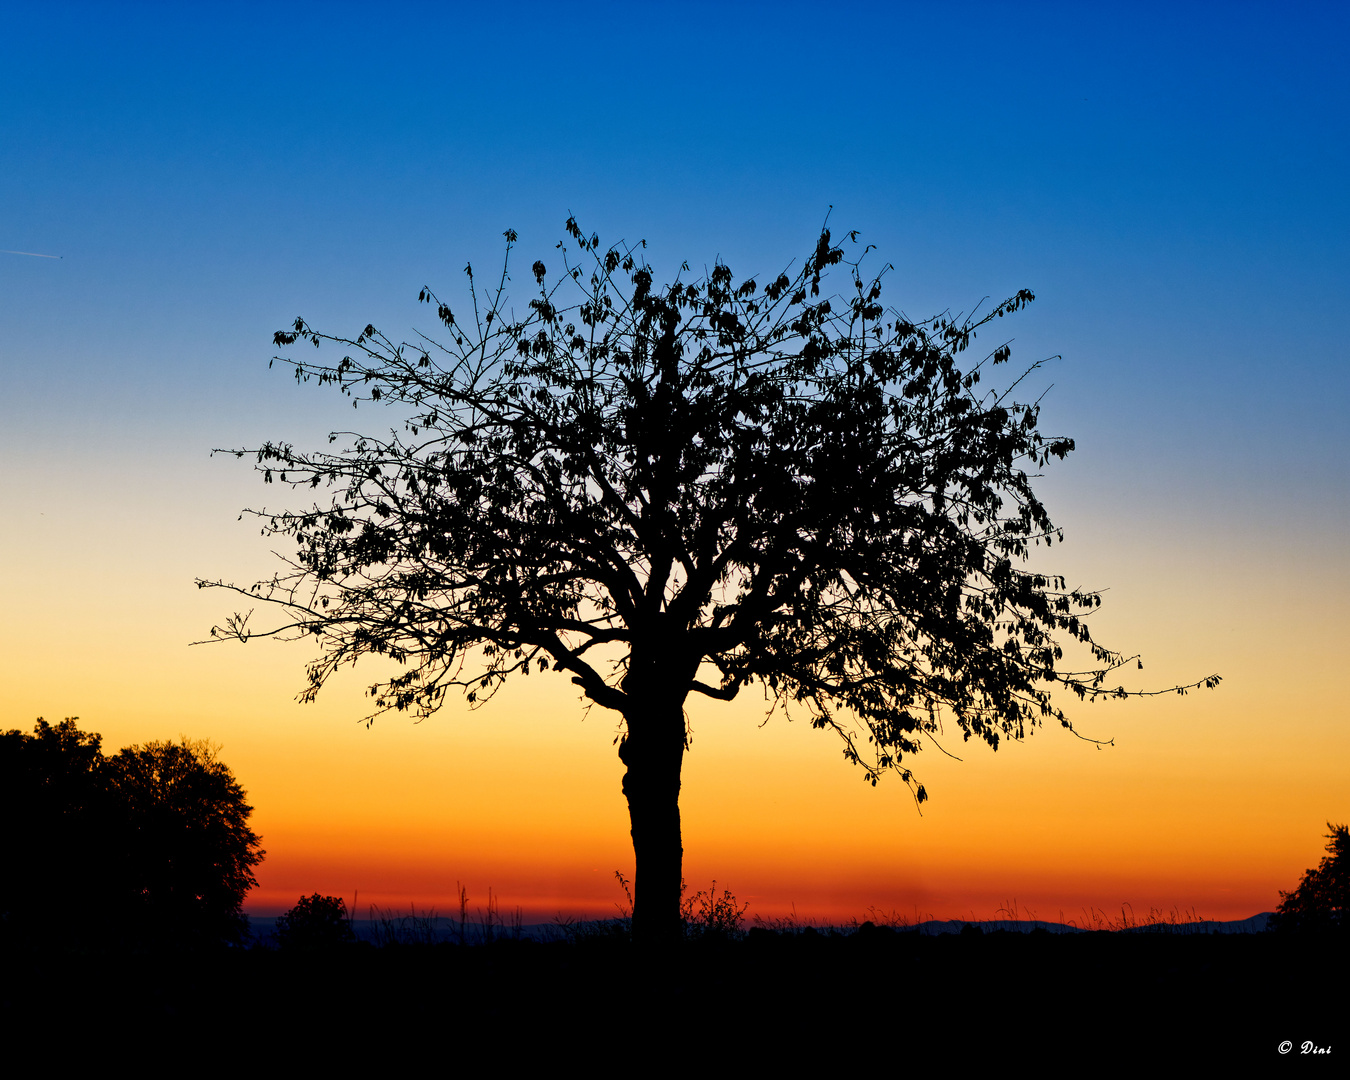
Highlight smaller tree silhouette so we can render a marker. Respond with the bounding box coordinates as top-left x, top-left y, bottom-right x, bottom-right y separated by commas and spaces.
108, 738, 265, 946
274, 893, 356, 950
0, 719, 116, 943
1271, 823, 1349, 934
0, 720, 264, 948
